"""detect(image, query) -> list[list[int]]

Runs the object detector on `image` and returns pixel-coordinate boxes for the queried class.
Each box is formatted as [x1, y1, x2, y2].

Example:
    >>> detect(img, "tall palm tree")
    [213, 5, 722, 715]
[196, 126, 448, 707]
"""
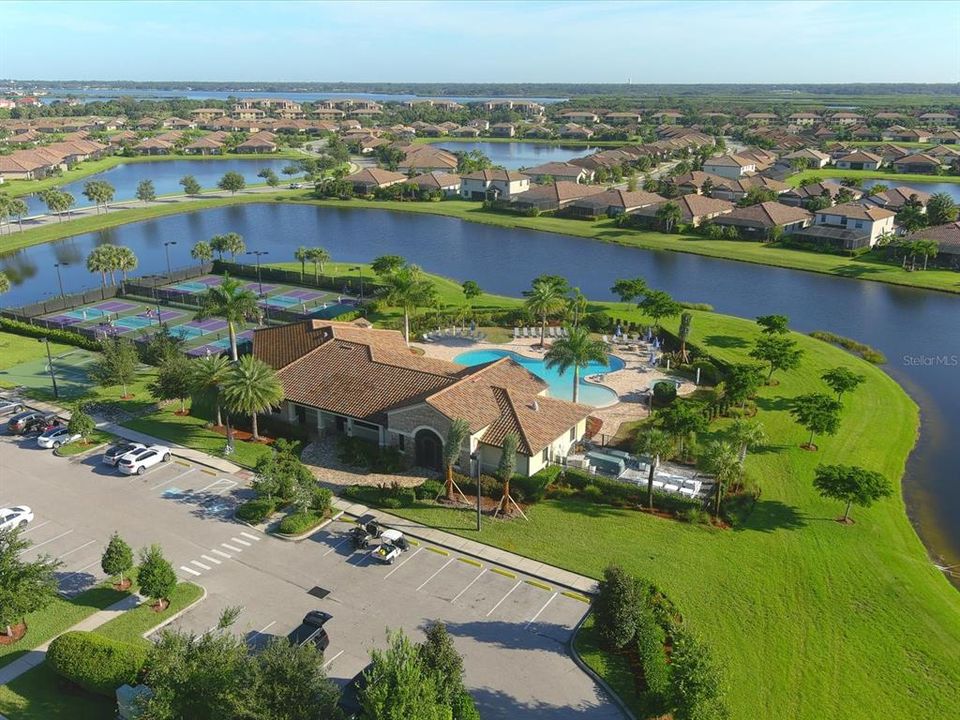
[306, 247, 331, 284]
[223, 232, 246, 260]
[378, 264, 435, 345]
[442, 418, 471, 502]
[544, 326, 608, 404]
[196, 274, 259, 361]
[523, 275, 569, 348]
[700, 440, 742, 517]
[191, 240, 213, 271]
[728, 418, 766, 465]
[114, 246, 138, 286]
[86, 246, 112, 289]
[0, 271, 10, 300]
[636, 428, 673, 510]
[294, 246, 310, 281]
[209, 234, 226, 260]
[8, 198, 28, 232]
[220, 355, 284, 442]
[568, 287, 587, 328]
[655, 202, 683, 233]
[189, 354, 232, 426]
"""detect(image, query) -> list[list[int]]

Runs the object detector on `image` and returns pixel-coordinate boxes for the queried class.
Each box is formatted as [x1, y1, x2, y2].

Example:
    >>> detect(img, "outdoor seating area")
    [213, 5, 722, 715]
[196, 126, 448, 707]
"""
[421, 326, 487, 342]
[566, 445, 710, 499]
[514, 326, 570, 339]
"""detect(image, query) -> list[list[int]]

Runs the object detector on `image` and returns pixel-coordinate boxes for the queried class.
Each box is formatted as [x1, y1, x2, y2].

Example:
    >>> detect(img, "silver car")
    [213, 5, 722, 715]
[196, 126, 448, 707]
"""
[0, 398, 26, 416]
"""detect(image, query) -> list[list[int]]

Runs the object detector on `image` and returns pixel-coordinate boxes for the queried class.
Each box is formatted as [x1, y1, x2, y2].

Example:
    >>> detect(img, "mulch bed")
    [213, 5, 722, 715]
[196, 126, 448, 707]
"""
[151, 599, 170, 613]
[0, 623, 27, 646]
[113, 578, 133, 591]
[207, 424, 274, 445]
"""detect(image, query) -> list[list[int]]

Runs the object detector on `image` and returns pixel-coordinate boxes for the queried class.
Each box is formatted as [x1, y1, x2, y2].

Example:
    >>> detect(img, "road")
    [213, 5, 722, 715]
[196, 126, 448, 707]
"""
[0, 431, 624, 719]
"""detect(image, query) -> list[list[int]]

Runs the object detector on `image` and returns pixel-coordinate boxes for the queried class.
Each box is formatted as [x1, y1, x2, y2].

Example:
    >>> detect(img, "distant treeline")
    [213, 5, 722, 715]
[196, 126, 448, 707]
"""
[10, 81, 960, 98]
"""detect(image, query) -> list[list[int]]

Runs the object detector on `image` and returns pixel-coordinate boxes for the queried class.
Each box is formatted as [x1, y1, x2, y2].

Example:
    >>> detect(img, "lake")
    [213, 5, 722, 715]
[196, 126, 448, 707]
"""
[22, 158, 299, 217]
[2, 203, 959, 577]
[860, 178, 960, 202]
[429, 141, 597, 169]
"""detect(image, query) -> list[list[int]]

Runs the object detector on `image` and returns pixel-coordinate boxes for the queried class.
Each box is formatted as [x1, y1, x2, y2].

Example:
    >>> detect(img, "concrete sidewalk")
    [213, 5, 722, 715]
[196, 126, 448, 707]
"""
[334, 498, 599, 596]
[0, 594, 141, 686]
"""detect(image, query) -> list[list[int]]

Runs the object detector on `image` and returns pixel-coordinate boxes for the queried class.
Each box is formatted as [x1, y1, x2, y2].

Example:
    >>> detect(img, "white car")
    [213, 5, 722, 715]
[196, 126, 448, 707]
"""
[0, 506, 34, 532]
[117, 445, 172, 475]
[37, 426, 81, 449]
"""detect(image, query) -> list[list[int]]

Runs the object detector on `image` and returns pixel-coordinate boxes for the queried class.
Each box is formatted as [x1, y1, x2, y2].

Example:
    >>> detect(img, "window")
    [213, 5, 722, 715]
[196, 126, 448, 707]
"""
[397, 434, 405, 451]
[569, 427, 577, 441]
[854, 221, 863, 229]
[542, 447, 549, 462]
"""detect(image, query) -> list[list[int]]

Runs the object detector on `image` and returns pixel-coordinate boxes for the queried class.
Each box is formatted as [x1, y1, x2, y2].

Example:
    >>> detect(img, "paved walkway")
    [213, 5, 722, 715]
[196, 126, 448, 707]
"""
[0, 594, 141, 686]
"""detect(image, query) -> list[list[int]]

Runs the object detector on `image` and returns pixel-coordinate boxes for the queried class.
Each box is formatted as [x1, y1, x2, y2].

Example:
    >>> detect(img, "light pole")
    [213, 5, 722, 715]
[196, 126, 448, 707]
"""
[471, 451, 481, 532]
[351, 265, 365, 303]
[247, 250, 269, 296]
[38, 337, 59, 399]
[53, 262, 68, 299]
[163, 241, 177, 278]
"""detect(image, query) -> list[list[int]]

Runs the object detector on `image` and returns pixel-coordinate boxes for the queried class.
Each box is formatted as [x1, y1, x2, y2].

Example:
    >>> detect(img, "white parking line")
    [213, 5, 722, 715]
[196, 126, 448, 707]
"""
[231, 537, 252, 547]
[212, 549, 232, 558]
[486, 580, 522, 617]
[450, 568, 487, 604]
[239, 531, 260, 541]
[323, 650, 344, 669]
[190, 560, 211, 570]
[416, 557, 456, 592]
[257, 620, 276, 635]
[58, 540, 97, 559]
[201, 554, 222, 565]
[322, 536, 351, 557]
[196, 478, 236, 495]
[525, 592, 558, 627]
[24, 529, 73, 552]
[150, 468, 195, 490]
[222, 543, 242, 553]
[180, 565, 202, 576]
[21, 520, 51, 535]
[384, 546, 422, 579]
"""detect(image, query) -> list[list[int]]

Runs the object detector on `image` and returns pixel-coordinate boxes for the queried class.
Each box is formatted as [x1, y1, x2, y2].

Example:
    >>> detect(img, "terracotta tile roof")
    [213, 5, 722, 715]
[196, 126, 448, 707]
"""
[717, 201, 812, 228]
[407, 171, 461, 189]
[910, 221, 960, 251]
[522, 161, 589, 178]
[822, 203, 897, 221]
[837, 151, 881, 163]
[345, 167, 407, 186]
[892, 153, 941, 166]
[573, 189, 666, 211]
[461, 168, 529, 182]
[866, 186, 932, 209]
[515, 181, 606, 204]
[704, 154, 755, 168]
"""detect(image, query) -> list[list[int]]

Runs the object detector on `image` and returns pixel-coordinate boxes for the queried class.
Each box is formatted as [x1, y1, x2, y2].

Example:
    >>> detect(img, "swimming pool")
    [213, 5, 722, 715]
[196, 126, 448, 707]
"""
[453, 349, 623, 407]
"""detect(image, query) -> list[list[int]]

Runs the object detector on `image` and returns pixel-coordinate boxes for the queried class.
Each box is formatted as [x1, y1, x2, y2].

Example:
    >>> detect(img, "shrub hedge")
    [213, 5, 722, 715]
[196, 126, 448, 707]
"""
[47, 631, 148, 696]
[277, 511, 327, 535]
[235, 498, 277, 524]
[0, 317, 102, 351]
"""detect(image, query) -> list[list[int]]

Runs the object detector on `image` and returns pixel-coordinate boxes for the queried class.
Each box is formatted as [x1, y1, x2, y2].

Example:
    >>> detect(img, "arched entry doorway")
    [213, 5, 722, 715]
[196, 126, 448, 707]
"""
[414, 428, 443, 471]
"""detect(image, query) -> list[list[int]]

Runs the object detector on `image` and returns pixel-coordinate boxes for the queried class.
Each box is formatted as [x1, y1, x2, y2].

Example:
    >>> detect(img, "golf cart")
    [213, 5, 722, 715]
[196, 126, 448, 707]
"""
[370, 529, 408, 564]
[350, 514, 383, 549]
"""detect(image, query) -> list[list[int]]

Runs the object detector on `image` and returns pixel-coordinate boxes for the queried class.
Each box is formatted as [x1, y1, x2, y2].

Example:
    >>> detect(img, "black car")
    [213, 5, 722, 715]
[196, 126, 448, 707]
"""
[102, 442, 146, 467]
[338, 662, 373, 719]
[8, 411, 58, 435]
[287, 610, 331, 651]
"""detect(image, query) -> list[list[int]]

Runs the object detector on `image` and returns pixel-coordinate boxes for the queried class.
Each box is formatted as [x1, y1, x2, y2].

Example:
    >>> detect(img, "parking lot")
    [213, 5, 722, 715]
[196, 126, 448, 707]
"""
[0, 419, 622, 719]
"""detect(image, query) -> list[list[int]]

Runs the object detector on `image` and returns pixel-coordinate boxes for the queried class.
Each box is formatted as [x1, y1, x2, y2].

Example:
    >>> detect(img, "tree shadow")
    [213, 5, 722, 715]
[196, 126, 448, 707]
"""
[469, 686, 624, 719]
[736, 500, 808, 533]
[702, 334, 749, 349]
[754, 395, 792, 412]
[436, 619, 573, 657]
[56, 570, 98, 597]
[828, 264, 886, 278]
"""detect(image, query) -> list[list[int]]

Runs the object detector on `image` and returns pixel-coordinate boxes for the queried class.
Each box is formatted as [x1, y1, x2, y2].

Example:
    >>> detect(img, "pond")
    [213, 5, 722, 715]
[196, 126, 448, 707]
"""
[22, 157, 299, 217]
[2, 203, 958, 576]
[428, 141, 597, 169]
[860, 178, 960, 202]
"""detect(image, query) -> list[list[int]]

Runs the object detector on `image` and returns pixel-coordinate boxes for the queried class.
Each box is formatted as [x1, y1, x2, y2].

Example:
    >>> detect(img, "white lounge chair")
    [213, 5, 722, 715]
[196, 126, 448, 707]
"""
[602, 335, 610, 344]
[513, 327, 520, 339]
[523, 327, 530, 338]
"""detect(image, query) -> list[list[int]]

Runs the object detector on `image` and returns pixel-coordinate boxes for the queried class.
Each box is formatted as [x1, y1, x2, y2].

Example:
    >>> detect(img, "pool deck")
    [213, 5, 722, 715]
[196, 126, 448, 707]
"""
[413, 335, 696, 439]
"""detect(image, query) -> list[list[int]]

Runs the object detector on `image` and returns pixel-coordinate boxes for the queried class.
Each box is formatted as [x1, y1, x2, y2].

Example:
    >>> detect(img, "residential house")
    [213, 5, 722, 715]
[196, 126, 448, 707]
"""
[451, 126, 481, 138]
[864, 186, 932, 212]
[708, 176, 790, 203]
[512, 181, 607, 212]
[788, 112, 821, 126]
[252, 319, 591, 476]
[560, 111, 600, 124]
[406, 172, 462, 198]
[918, 112, 956, 126]
[830, 112, 863, 125]
[806, 203, 897, 248]
[183, 135, 225, 155]
[236, 133, 278, 153]
[560, 123, 594, 140]
[881, 125, 933, 143]
[672, 171, 727, 195]
[314, 108, 346, 121]
[782, 148, 831, 169]
[892, 153, 942, 174]
[397, 146, 458, 174]
[163, 117, 195, 130]
[744, 112, 778, 126]
[191, 108, 227, 123]
[835, 151, 882, 170]
[565, 189, 666, 218]
[709, 201, 812, 240]
[631, 194, 734, 228]
[908, 222, 960, 269]
[459, 169, 530, 200]
[701, 154, 757, 179]
[780, 180, 861, 208]
[651, 110, 683, 124]
[134, 137, 175, 155]
[233, 108, 267, 121]
[604, 111, 643, 125]
[490, 123, 516, 138]
[357, 136, 388, 154]
[345, 168, 408, 194]
[0, 151, 53, 180]
[873, 112, 905, 122]
[521, 162, 594, 184]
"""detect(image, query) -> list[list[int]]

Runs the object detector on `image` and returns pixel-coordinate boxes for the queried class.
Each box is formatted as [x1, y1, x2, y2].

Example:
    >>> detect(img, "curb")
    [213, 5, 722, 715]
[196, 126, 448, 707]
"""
[568, 612, 637, 720]
[140, 583, 208, 639]
[271, 510, 344, 542]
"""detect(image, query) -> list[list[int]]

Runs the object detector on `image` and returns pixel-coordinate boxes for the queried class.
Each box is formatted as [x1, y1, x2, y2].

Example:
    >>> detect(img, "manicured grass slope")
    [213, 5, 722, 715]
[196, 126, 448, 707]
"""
[788, 168, 960, 186]
[389, 308, 960, 720]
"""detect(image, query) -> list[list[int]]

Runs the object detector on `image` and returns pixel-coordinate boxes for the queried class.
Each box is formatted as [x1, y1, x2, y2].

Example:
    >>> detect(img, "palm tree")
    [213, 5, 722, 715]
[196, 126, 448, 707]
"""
[220, 355, 284, 442]
[378, 264, 435, 345]
[495, 433, 525, 519]
[209, 234, 227, 260]
[114, 246, 138, 286]
[523, 275, 569, 348]
[8, 198, 27, 232]
[222, 232, 245, 260]
[917, 239, 938, 271]
[306, 247, 330, 284]
[700, 440, 742, 517]
[191, 241, 213, 271]
[678, 311, 692, 363]
[189, 354, 231, 427]
[442, 418, 471, 502]
[655, 201, 683, 233]
[196, 274, 259, 361]
[0, 271, 10, 299]
[294, 246, 310, 282]
[636, 428, 673, 510]
[568, 287, 587, 328]
[86, 246, 112, 290]
[544, 326, 608, 404]
[728, 418, 766, 464]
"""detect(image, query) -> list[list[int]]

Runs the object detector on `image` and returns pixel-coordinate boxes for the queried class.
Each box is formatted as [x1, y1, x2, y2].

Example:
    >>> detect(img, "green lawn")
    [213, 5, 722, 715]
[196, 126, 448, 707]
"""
[93, 582, 204, 645]
[414, 136, 638, 148]
[4, 194, 960, 295]
[788, 168, 960, 186]
[121, 406, 277, 469]
[0, 333, 74, 372]
[380, 307, 960, 720]
[54, 430, 113, 457]
[0, 586, 130, 670]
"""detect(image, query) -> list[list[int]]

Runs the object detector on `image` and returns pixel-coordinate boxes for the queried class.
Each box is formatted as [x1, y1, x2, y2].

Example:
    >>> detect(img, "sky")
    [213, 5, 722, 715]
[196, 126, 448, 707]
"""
[1, 0, 958, 84]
